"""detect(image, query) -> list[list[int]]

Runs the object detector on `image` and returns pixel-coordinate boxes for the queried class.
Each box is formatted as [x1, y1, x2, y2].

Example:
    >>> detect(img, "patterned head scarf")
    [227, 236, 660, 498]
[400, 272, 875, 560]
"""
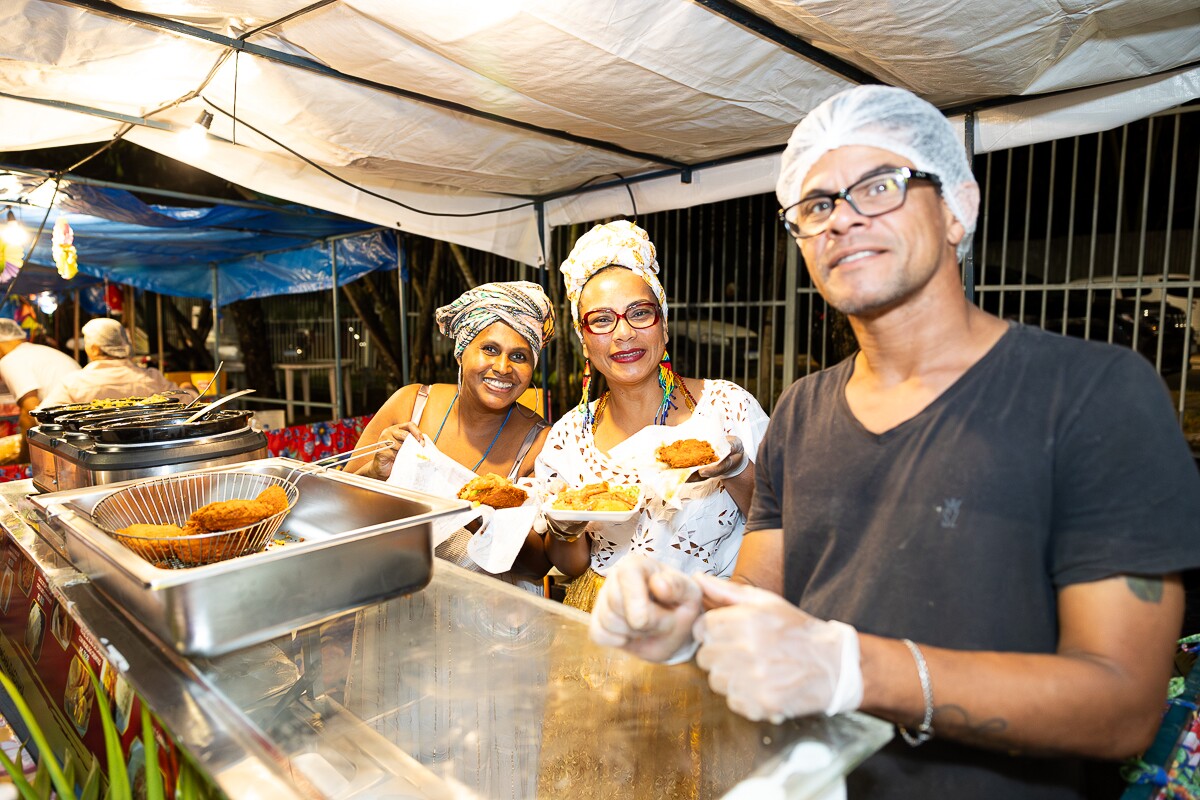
[559, 220, 668, 342]
[435, 281, 555, 366]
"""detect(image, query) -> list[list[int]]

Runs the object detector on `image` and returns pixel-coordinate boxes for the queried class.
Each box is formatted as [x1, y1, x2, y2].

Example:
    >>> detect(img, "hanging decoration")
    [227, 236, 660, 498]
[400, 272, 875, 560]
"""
[52, 217, 78, 279]
[105, 283, 124, 314]
[0, 241, 22, 283]
[12, 296, 38, 333]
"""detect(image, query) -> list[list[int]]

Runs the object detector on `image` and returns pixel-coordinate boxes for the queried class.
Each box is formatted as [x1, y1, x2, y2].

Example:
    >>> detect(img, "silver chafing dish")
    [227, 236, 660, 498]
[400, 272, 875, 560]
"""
[27, 399, 267, 492]
[25, 457, 466, 656]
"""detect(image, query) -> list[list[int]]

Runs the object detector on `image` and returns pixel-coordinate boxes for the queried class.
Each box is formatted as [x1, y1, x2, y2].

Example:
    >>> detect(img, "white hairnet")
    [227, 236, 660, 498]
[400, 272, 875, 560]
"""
[0, 319, 26, 343]
[777, 85, 979, 262]
[82, 318, 133, 358]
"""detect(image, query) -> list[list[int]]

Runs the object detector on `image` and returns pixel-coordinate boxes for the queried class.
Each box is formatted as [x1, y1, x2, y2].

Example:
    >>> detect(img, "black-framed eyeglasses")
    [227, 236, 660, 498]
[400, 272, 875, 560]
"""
[580, 301, 661, 335]
[778, 167, 942, 239]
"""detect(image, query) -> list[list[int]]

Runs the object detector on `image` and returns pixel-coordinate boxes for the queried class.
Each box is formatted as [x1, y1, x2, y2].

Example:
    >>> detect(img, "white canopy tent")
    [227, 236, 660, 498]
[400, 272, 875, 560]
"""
[1, 0, 1198, 266]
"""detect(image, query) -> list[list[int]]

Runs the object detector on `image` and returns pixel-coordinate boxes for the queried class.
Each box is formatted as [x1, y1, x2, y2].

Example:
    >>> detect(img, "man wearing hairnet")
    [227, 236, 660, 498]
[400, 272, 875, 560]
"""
[0, 317, 81, 456]
[41, 318, 196, 407]
[588, 86, 1200, 798]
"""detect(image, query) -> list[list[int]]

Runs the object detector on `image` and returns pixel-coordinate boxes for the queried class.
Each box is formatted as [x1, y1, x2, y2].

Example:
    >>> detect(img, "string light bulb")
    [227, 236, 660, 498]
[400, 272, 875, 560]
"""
[180, 110, 214, 156]
[2, 209, 27, 247]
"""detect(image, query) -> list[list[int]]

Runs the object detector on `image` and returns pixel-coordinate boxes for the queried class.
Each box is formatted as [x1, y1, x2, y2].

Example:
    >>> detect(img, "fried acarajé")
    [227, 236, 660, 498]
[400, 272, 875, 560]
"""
[188, 484, 290, 532]
[118, 522, 186, 538]
[552, 481, 639, 512]
[656, 438, 718, 469]
[458, 473, 528, 509]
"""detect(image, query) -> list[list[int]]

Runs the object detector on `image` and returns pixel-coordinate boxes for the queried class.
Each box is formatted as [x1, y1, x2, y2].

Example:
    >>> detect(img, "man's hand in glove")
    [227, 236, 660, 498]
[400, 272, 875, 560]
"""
[589, 555, 704, 664]
[693, 574, 863, 723]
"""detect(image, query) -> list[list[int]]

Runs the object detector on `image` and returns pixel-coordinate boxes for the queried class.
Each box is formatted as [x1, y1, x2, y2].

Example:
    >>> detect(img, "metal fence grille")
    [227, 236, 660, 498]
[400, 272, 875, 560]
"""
[238, 103, 1196, 436]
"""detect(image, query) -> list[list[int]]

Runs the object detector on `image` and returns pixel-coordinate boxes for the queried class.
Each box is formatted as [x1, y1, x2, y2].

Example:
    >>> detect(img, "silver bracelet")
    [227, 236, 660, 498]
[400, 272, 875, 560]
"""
[898, 638, 934, 746]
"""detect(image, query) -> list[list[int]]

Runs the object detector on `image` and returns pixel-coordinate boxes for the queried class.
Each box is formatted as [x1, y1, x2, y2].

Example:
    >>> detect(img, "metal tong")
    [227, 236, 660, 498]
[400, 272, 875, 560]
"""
[282, 439, 398, 485]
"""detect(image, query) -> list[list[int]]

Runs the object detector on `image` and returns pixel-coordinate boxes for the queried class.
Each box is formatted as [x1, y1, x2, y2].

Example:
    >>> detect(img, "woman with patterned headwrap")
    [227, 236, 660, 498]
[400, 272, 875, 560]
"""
[536, 221, 769, 612]
[348, 280, 555, 590]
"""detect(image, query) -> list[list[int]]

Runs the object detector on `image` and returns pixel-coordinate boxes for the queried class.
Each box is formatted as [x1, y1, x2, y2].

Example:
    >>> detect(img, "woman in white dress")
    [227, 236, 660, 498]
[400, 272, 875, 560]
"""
[537, 221, 769, 611]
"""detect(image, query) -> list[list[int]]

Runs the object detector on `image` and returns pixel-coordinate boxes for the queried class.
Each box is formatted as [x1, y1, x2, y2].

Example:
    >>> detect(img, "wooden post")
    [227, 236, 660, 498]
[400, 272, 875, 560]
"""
[156, 293, 164, 370]
[72, 290, 80, 362]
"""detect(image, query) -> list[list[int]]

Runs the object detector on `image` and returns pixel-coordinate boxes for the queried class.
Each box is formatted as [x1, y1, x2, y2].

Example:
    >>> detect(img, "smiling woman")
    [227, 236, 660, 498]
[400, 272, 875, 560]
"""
[536, 221, 770, 612]
[347, 280, 555, 592]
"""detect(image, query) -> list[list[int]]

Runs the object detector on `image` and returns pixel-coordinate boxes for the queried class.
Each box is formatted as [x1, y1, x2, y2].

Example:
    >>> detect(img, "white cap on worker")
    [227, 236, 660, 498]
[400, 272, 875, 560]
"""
[0, 319, 26, 343]
[82, 317, 133, 358]
[777, 85, 979, 262]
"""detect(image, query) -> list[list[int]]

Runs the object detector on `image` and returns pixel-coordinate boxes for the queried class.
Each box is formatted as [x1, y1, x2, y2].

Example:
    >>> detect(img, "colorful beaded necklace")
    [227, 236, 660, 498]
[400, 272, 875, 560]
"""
[588, 358, 697, 432]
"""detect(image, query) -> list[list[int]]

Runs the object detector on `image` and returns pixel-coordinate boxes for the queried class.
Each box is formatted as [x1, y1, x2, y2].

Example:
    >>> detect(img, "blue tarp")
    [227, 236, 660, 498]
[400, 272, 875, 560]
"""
[3, 175, 395, 306]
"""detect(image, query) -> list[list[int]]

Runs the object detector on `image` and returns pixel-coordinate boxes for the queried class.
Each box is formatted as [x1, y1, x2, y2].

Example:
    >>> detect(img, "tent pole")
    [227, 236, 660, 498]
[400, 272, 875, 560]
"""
[330, 240, 344, 420]
[72, 290, 80, 362]
[156, 293, 164, 371]
[535, 203, 551, 420]
[397, 231, 411, 384]
[125, 284, 136, 355]
[211, 264, 220, 375]
[963, 110, 976, 303]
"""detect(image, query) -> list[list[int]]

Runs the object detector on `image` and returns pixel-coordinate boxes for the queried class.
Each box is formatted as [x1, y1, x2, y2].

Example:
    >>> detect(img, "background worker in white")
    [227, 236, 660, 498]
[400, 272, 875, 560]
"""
[41, 317, 195, 407]
[0, 318, 81, 456]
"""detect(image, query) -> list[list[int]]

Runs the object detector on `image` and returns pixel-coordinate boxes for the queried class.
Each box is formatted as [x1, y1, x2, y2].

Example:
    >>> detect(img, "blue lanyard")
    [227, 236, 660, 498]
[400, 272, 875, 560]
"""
[433, 391, 515, 472]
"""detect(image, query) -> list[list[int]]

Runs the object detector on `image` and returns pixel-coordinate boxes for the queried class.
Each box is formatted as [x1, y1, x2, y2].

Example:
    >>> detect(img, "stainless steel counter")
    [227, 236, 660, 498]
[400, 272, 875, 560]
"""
[0, 479, 892, 799]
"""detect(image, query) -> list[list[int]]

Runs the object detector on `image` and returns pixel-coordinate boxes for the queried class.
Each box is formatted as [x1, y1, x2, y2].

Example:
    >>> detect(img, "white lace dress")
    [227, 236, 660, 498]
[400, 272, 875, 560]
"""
[535, 380, 770, 578]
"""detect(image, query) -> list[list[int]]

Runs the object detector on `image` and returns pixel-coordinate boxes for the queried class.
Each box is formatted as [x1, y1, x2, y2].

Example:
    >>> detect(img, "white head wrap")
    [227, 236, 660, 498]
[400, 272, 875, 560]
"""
[777, 85, 979, 262]
[0, 319, 26, 343]
[434, 281, 554, 367]
[559, 220, 668, 342]
[82, 317, 133, 358]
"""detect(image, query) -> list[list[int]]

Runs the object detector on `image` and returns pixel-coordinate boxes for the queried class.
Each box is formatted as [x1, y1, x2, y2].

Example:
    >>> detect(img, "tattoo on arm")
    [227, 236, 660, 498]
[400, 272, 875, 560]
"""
[934, 704, 1008, 743]
[1125, 576, 1164, 603]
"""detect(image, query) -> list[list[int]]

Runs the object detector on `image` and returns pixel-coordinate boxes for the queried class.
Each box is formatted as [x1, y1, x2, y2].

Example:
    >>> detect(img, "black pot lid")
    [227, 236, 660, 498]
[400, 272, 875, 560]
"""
[82, 409, 253, 444]
[33, 396, 183, 426]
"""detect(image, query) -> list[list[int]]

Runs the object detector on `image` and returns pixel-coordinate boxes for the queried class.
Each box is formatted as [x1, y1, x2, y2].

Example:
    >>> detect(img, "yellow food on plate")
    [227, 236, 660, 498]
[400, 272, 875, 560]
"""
[656, 438, 717, 469]
[458, 473, 528, 509]
[552, 482, 640, 512]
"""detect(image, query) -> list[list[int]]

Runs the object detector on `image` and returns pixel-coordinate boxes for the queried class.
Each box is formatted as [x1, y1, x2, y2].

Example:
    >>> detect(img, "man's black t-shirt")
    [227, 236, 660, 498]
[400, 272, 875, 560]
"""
[749, 323, 1200, 799]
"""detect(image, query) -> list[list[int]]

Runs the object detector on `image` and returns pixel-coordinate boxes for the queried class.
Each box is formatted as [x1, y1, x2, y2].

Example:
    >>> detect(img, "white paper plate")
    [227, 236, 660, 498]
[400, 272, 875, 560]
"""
[545, 486, 641, 523]
[545, 506, 640, 524]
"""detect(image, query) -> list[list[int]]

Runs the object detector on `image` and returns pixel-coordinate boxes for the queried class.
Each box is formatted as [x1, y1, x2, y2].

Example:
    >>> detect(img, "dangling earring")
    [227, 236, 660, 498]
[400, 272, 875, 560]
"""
[579, 358, 593, 426]
[655, 350, 677, 425]
[655, 349, 697, 425]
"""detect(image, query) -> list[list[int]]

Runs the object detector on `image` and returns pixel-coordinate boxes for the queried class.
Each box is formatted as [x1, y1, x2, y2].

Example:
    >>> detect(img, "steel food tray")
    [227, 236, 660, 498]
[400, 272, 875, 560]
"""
[26, 457, 469, 656]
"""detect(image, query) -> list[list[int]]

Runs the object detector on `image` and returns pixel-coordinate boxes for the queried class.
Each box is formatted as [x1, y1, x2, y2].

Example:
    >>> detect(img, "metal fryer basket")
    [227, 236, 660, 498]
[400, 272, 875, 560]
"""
[91, 471, 300, 568]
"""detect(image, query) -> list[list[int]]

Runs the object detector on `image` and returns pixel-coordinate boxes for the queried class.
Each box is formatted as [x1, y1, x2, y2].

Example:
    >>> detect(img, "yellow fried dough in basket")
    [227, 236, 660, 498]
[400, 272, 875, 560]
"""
[117, 523, 186, 538]
[188, 484, 290, 532]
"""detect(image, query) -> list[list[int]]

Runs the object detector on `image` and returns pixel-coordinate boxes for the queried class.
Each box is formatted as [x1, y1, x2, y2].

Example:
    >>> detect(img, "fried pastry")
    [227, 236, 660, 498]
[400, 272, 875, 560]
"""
[117, 522, 186, 538]
[189, 485, 291, 532]
[458, 473, 528, 509]
[656, 438, 718, 469]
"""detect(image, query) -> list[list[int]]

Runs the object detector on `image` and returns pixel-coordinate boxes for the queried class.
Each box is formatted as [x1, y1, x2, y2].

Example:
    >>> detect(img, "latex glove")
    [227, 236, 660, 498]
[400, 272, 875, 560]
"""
[589, 555, 704, 663]
[367, 422, 424, 480]
[690, 435, 746, 482]
[693, 574, 862, 723]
